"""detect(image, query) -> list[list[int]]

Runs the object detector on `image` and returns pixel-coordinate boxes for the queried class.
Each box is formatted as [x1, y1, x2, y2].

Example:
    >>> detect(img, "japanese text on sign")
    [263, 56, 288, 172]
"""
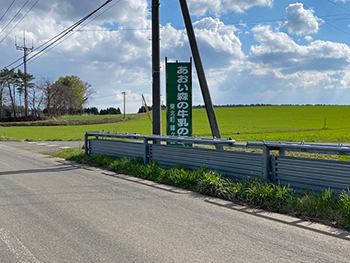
[166, 62, 192, 139]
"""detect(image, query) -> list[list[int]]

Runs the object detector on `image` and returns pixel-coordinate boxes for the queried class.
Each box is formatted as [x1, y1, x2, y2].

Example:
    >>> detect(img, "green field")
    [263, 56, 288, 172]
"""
[1, 105, 350, 142]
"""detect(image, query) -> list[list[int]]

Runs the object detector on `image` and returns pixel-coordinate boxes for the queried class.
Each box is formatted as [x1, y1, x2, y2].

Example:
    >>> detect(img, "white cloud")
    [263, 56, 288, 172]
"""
[193, 18, 245, 63]
[31, 0, 149, 27]
[188, 0, 273, 16]
[304, 35, 313, 42]
[250, 25, 350, 72]
[285, 3, 322, 36]
[2, 0, 350, 114]
[160, 17, 244, 68]
[242, 24, 350, 97]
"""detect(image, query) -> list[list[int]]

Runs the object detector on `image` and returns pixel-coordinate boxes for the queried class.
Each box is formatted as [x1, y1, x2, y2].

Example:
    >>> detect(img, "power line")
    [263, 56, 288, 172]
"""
[24, 0, 123, 66]
[79, 0, 122, 28]
[303, 3, 350, 37]
[325, 0, 350, 13]
[0, 0, 40, 44]
[163, 12, 350, 33]
[5, 0, 115, 69]
[0, 0, 30, 36]
[25, 0, 115, 64]
[0, 0, 16, 23]
[77, 28, 151, 32]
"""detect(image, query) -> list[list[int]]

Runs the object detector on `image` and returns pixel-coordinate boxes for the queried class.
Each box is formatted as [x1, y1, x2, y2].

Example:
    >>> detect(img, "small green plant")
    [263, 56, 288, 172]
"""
[339, 190, 350, 228]
[196, 170, 230, 198]
[0, 135, 18, 141]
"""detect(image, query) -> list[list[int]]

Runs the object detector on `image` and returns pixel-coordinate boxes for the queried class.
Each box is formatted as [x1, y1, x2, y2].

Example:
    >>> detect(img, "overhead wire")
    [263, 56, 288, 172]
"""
[324, 0, 350, 13]
[5, 0, 115, 69]
[303, 2, 350, 37]
[25, 0, 123, 66]
[0, 0, 30, 35]
[24, 0, 114, 64]
[0, 0, 40, 44]
[5, 0, 350, 69]
[0, 0, 16, 23]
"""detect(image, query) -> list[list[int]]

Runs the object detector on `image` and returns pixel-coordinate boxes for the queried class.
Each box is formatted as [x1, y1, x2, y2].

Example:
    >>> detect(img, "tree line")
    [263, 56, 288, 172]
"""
[0, 68, 99, 120]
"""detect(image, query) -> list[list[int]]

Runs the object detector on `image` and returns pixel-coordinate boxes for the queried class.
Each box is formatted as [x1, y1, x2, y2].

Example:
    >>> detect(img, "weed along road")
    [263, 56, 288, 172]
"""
[0, 142, 349, 262]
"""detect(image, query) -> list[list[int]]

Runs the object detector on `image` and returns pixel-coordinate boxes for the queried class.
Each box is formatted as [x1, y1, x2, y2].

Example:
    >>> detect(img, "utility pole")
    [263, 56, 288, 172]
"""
[152, 0, 161, 135]
[122, 91, 126, 119]
[15, 31, 34, 117]
[179, 0, 221, 140]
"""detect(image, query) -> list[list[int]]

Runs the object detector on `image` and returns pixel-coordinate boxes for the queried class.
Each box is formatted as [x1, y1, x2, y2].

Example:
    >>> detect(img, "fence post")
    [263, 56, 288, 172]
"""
[279, 148, 286, 156]
[144, 138, 149, 165]
[262, 144, 271, 181]
[270, 155, 277, 183]
[84, 133, 89, 155]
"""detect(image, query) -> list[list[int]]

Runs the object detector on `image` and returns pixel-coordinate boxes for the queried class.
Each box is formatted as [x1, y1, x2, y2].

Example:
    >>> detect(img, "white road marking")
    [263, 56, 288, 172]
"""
[26, 142, 72, 149]
[0, 228, 40, 263]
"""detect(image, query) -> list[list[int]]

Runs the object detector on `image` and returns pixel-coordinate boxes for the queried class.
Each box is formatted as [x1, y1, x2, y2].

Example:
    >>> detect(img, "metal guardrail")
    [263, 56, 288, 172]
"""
[85, 132, 350, 193]
[250, 141, 350, 156]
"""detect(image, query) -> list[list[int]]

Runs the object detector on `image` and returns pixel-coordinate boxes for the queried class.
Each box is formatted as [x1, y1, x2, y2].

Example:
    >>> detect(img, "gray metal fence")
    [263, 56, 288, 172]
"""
[272, 155, 350, 193]
[85, 132, 350, 193]
[89, 139, 144, 159]
[150, 144, 262, 179]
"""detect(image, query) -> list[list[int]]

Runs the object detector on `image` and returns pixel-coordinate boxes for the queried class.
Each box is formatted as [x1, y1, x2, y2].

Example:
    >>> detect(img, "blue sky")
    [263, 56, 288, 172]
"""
[1, 0, 350, 112]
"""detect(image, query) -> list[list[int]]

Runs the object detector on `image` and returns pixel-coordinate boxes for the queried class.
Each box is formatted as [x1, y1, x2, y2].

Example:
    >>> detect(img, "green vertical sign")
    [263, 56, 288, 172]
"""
[166, 60, 192, 139]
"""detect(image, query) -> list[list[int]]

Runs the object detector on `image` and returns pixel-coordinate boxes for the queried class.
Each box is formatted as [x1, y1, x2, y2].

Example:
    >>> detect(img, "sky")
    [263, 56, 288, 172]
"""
[1, 0, 350, 113]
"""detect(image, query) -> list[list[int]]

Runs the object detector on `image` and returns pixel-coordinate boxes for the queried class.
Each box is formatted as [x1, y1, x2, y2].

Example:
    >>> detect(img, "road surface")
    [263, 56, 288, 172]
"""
[0, 141, 349, 262]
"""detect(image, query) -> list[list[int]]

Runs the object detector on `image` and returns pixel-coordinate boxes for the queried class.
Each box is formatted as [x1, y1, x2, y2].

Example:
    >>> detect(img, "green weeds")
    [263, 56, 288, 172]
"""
[0, 136, 19, 141]
[55, 149, 350, 231]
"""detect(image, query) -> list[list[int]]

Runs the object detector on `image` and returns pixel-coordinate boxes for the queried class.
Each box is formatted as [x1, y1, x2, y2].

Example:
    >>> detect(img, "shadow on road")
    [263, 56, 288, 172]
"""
[0, 162, 81, 176]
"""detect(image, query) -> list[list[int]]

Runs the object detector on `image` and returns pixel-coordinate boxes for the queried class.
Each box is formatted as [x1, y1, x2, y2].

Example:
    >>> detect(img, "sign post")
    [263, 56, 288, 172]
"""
[166, 58, 192, 143]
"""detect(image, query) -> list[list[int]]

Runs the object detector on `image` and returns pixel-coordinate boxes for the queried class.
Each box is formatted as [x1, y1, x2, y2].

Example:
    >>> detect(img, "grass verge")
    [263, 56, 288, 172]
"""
[55, 148, 350, 232]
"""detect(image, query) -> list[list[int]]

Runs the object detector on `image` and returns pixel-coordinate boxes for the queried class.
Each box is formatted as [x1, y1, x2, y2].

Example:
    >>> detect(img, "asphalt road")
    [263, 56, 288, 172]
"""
[0, 141, 349, 262]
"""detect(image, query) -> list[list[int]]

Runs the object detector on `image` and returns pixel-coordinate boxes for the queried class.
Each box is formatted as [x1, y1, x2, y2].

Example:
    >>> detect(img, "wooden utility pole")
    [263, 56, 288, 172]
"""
[179, 0, 221, 139]
[152, 0, 161, 135]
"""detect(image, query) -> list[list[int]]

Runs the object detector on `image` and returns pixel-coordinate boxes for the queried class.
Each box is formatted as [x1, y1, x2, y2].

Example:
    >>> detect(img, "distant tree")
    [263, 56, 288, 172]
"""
[56, 75, 95, 114]
[0, 68, 18, 119]
[100, 107, 121, 115]
[16, 69, 35, 117]
[51, 82, 78, 115]
[31, 81, 44, 118]
[37, 78, 59, 116]
[138, 105, 152, 113]
[0, 69, 7, 118]
[84, 107, 99, 115]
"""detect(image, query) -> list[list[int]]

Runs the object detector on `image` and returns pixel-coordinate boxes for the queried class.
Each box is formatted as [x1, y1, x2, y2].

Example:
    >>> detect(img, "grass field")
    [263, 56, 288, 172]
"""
[1, 105, 350, 142]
